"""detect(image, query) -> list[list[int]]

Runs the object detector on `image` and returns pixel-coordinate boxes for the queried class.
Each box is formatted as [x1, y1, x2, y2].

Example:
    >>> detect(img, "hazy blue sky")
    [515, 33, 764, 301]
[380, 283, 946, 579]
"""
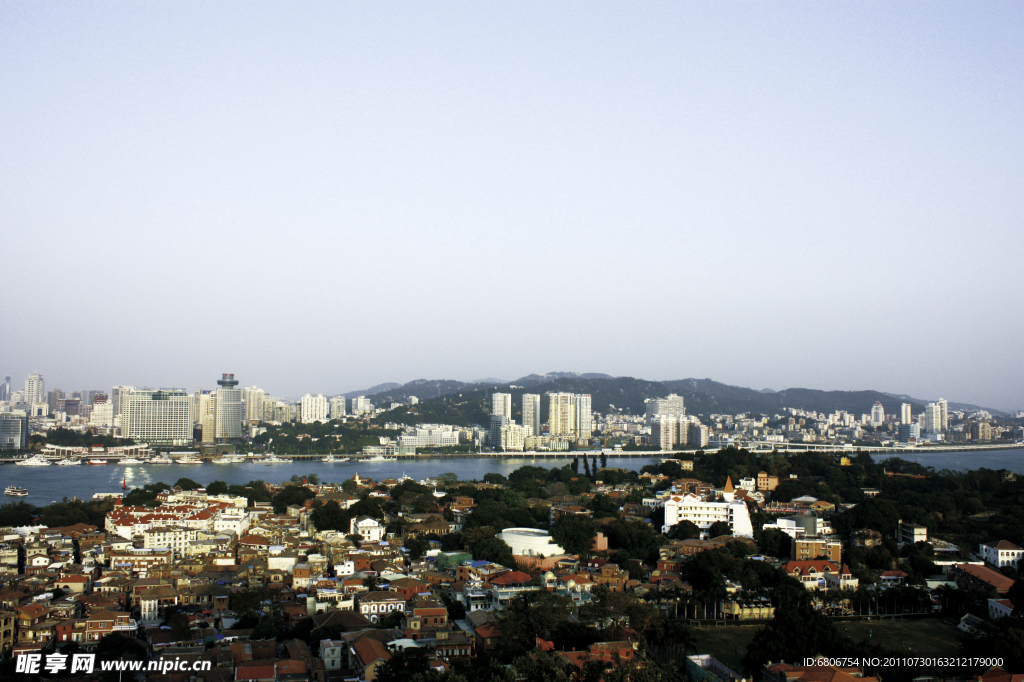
[2, 2, 1022, 409]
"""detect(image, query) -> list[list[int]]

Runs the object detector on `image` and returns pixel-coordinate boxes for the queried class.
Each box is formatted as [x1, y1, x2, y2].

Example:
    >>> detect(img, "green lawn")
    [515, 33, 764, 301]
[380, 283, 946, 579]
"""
[692, 626, 763, 672]
[692, 619, 962, 673]
[838, 619, 961, 656]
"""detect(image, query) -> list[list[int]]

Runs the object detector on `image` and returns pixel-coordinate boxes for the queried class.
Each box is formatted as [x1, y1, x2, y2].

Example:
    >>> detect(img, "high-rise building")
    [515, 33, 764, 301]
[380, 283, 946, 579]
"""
[89, 401, 114, 428]
[119, 389, 194, 445]
[492, 393, 512, 418]
[924, 403, 943, 435]
[937, 399, 949, 432]
[548, 393, 576, 437]
[300, 394, 328, 423]
[329, 396, 347, 419]
[645, 394, 685, 423]
[215, 374, 243, 441]
[243, 386, 266, 423]
[24, 372, 45, 407]
[197, 391, 216, 443]
[651, 415, 679, 450]
[350, 396, 372, 414]
[688, 423, 710, 448]
[900, 403, 913, 425]
[870, 402, 885, 426]
[522, 394, 541, 437]
[575, 394, 593, 440]
[0, 412, 29, 450]
[489, 414, 509, 446]
[111, 386, 134, 418]
[0, 376, 11, 402]
[499, 423, 525, 451]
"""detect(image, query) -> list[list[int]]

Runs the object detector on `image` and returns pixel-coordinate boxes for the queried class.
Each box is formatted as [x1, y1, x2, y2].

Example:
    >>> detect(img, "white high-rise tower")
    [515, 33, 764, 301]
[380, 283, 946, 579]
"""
[24, 373, 45, 407]
[215, 374, 243, 440]
[522, 394, 541, 436]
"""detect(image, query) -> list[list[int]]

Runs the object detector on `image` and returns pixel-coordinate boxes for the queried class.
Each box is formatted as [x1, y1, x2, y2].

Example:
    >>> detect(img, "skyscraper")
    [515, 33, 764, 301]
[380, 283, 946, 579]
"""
[937, 398, 948, 432]
[900, 403, 913, 425]
[925, 403, 943, 435]
[215, 374, 243, 440]
[0, 376, 10, 402]
[111, 386, 134, 419]
[0, 412, 29, 450]
[548, 393, 576, 437]
[25, 372, 45, 406]
[522, 394, 541, 437]
[492, 393, 512, 418]
[575, 394, 593, 440]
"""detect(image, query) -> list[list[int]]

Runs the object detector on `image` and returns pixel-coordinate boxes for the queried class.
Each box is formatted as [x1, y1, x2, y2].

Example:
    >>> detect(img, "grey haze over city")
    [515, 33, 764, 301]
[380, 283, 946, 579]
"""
[2, 3, 1022, 411]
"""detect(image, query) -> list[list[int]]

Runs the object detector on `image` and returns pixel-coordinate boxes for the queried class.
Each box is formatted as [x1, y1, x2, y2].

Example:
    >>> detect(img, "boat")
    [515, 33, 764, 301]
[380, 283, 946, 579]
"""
[149, 456, 172, 464]
[87, 459, 108, 465]
[365, 455, 397, 462]
[16, 456, 51, 466]
[322, 455, 349, 463]
[118, 457, 145, 465]
[214, 455, 245, 464]
[263, 455, 293, 464]
[176, 455, 203, 464]
[56, 458, 81, 466]
[4, 486, 28, 496]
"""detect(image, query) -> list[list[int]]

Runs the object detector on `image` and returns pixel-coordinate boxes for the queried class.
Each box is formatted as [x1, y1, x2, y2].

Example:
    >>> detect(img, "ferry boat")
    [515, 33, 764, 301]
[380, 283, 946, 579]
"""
[56, 459, 81, 466]
[366, 455, 398, 463]
[176, 455, 203, 464]
[16, 456, 52, 466]
[119, 457, 145, 465]
[263, 454, 293, 464]
[87, 459, 108, 465]
[149, 456, 172, 464]
[4, 486, 28, 497]
[322, 455, 349, 463]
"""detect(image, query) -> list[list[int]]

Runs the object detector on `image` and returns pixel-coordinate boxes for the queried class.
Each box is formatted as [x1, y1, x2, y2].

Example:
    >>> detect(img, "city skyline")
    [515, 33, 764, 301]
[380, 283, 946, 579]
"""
[3, 3, 1021, 411]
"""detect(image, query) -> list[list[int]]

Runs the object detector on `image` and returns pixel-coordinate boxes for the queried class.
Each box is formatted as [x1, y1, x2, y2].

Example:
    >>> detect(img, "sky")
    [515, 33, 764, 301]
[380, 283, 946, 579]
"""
[2, 2, 1022, 410]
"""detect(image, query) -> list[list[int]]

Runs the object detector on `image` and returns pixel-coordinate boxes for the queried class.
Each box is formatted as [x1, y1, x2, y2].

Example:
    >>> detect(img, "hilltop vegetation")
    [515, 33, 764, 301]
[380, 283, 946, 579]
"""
[368, 375, 937, 427]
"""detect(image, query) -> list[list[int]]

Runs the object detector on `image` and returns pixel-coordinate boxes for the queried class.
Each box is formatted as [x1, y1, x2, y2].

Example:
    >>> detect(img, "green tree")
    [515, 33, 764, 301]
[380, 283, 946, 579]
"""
[174, 477, 202, 490]
[206, 480, 228, 495]
[667, 520, 701, 541]
[708, 520, 732, 537]
[471, 536, 516, 567]
[271, 485, 316, 513]
[551, 514, 597, 555]
[342, 479, 359, 495]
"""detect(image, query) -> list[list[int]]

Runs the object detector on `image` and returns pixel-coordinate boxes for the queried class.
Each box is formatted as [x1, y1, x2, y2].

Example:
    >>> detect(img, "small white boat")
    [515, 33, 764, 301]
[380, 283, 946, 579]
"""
[16, 456, 51, 466]
[87, 459, 108, 465]
[322, 455, 349, 463]
[263, 455, 293, 464]
[214, 455, 245, 464]
[176, 455, 202, 464]
[118, 457, 145, 465]
[55, 459, 81, 466]
[365, 455, 397, 462]
[149, 456, 172, 464]
[4, 486, 28, 496]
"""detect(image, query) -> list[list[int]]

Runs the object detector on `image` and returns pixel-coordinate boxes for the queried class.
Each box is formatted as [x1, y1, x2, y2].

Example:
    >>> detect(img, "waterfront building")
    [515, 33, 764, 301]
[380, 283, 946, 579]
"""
[0, 412, 29, 450]
[119, 389, 194, 445]
[111, 386, 134, 418]
[522, 394, 541, 437]
[938, 398, 949, 432]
